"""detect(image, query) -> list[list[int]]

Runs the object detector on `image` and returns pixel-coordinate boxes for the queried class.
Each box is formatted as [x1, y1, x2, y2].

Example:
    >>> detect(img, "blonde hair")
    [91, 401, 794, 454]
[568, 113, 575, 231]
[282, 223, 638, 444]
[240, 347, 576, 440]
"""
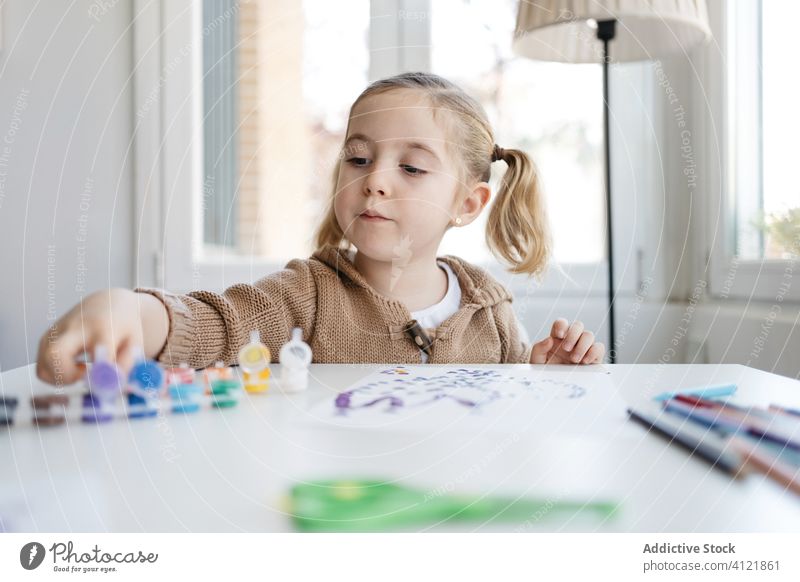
[314, 72, 552, 277]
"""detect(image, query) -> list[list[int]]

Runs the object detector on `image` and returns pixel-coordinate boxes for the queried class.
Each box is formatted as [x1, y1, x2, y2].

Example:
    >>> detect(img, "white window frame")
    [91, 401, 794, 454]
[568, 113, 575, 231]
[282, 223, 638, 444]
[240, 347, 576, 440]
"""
[701, 0, 800, 303]
[133, 0, 646, 300]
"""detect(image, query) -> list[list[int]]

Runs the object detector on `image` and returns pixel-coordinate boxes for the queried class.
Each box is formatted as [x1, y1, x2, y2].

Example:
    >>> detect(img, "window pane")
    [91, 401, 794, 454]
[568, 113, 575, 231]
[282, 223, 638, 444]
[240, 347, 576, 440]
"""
[730, 0, 800, 260]
[202, 0, 370, 260]
[761, 0, 800, 259]
[431, 0, 604, 264]
[202, 0, 239, 249]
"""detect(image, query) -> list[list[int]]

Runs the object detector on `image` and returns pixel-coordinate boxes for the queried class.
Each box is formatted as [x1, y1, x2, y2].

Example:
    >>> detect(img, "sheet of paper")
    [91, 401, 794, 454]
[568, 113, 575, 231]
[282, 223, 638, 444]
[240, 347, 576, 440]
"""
[304, 366, 628, 437]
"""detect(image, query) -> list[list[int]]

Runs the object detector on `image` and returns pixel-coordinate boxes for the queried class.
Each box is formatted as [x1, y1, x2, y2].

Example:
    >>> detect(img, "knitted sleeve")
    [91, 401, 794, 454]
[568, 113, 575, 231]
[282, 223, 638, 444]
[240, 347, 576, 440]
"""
[134, 258, 317, 368]
[492, 299, 533, 364]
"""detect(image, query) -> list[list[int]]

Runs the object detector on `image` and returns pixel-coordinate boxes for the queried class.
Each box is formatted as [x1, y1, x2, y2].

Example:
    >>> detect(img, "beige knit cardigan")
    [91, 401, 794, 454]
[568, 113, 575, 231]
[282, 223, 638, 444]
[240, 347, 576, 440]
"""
[135, 245, 532, 367]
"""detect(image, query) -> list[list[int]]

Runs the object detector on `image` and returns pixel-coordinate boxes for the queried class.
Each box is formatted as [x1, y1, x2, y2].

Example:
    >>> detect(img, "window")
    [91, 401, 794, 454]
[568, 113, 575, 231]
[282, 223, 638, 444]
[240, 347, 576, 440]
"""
[431, 0, 604, 264]
[727, 0, 800, 261]
[704, 0, 800, 303]
[201, 0, 370, 261]
[200, 0, 603, 267]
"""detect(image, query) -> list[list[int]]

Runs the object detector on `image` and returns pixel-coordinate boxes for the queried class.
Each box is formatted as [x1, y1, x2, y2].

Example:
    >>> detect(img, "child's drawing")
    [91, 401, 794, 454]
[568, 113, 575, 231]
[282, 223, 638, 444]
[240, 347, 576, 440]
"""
[334, 367, 587, 416]
[308, 366, 624, 437]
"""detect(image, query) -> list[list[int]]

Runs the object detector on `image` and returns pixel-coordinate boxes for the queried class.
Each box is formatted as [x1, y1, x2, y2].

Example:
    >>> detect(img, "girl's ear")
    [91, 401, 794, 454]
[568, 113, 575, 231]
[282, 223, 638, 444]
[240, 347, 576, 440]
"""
[456, 182, 491, 226]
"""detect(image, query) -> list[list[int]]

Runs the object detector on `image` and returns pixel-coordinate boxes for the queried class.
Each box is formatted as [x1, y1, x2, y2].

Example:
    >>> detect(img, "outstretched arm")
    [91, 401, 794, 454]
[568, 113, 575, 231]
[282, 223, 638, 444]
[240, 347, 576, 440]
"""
[135, 258, 318, 369]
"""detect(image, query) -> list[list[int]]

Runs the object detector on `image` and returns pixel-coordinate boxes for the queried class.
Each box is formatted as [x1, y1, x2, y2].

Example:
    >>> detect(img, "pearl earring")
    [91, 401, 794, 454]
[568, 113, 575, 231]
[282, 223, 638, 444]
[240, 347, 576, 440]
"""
[454, 216, 462, 226]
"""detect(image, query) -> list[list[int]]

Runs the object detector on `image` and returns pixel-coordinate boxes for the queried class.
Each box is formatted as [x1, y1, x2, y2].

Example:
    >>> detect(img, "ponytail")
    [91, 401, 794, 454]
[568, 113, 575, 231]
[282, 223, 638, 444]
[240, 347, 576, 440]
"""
[485, 147, 552, 278]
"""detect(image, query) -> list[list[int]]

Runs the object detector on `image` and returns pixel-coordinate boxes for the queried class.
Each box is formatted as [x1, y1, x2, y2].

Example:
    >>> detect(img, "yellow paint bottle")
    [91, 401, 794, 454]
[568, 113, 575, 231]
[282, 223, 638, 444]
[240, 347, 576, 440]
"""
[238, 330, 271, 393]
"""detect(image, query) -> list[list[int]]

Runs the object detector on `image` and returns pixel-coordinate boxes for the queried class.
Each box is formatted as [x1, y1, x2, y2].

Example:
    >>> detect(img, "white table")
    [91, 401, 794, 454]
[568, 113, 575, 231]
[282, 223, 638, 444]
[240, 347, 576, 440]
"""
[1, 363, 799, 532]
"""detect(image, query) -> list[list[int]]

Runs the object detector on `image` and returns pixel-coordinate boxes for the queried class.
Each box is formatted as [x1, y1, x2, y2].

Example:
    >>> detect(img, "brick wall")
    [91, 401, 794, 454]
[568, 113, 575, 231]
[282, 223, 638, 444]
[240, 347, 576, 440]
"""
[236, 0, 312, 259]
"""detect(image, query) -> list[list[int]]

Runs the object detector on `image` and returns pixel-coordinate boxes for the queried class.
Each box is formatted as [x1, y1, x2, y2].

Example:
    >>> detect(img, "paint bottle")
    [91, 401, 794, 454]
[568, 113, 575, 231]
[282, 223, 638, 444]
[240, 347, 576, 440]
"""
[166, 364, 203, 414]
[0, 396, 19, 426]
[126, 347, 164, 418]
[238, 330, 271, 394]
[202, 360, 232, 394]
[31, 394, 69, 426]
[82, 346, 121, 423]
[279, 328, 312, 393]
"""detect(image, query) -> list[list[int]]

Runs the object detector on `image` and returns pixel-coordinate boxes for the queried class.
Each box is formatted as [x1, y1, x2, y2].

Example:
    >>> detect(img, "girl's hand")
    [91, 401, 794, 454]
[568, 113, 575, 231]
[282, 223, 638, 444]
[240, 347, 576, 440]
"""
[36, 289, 168, 386]
[530, 318, 605, 365]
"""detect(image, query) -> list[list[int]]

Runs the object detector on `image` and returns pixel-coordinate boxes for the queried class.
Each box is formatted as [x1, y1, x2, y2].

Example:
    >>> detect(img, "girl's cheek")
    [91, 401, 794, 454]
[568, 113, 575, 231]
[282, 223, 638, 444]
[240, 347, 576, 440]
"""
[334, 177, 355, 204]
[332, 197, 348, 226]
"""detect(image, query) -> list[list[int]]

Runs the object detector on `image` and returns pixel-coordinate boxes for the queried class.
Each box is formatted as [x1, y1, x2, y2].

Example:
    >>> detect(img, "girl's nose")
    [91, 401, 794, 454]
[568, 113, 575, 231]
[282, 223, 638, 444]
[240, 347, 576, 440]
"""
[363, 171, 389, 197]
[364, 185, 385, 196]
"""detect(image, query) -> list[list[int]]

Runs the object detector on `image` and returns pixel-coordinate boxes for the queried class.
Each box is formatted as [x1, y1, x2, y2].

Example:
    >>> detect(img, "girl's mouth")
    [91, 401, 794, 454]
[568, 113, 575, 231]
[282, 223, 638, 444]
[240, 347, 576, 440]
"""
[359, 211, 391, 222]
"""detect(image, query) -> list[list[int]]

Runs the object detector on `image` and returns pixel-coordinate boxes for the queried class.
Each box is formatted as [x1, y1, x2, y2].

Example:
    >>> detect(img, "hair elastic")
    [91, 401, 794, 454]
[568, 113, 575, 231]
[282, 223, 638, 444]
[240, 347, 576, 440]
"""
[491, 144, 506, 162]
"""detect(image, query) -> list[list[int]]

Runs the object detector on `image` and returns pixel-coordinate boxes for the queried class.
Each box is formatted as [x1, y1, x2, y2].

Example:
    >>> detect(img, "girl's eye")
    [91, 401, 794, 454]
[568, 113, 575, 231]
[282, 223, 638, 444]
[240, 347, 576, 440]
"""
[346, 157, 370, 167]
[401, 164, 426, 176]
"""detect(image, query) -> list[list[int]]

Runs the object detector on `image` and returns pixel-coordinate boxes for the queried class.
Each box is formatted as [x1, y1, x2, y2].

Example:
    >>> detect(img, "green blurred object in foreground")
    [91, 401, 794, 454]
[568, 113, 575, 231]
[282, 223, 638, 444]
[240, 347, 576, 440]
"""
[289, 479, 619, 532]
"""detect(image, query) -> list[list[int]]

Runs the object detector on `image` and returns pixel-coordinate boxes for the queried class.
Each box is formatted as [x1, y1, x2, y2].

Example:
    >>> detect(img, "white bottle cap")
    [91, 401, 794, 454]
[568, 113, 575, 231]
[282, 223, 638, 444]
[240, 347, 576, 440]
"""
[131, 345, 146, 363]
[94, 345, 109, 363]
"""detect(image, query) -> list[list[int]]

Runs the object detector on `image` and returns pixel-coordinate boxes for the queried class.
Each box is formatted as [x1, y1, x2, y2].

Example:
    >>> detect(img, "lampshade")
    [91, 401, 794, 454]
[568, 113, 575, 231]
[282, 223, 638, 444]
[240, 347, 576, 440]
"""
[513, 0, 712, 63]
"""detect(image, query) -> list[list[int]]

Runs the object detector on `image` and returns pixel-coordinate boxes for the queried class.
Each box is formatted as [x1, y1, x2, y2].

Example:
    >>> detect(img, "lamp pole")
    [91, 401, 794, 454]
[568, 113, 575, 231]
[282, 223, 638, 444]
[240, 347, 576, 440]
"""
[597, 19, 617, 363]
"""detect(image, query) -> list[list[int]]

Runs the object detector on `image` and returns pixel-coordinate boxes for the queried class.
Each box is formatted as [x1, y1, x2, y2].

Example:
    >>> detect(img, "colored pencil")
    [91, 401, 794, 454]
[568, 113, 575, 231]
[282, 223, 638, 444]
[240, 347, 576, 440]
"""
[665, 397, 800, 451]
[627, 404, 744, 474]
[653, 383, 737, 402]
[769, 404, 800, 418]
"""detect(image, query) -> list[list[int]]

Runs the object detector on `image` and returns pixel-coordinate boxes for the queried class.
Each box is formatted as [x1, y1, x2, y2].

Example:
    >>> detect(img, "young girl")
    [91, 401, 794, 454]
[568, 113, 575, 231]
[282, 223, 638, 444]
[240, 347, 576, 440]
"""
[36, 72, 604, 385]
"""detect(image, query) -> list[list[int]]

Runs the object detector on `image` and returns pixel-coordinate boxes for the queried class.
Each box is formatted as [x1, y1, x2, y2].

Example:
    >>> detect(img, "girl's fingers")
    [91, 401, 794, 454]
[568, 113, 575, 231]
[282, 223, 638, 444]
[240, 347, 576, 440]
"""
[88, 326, 117, 362]
[581, 342, 606, 364]
[530, 336, 554, 364]
[115, 335, 145, 378]
[36, 325, 88, 386]
[115, 340, 135, 378]
[562, 320, 585, 352]
[550, 318, 569, 340]
[569, 331, 595, 363]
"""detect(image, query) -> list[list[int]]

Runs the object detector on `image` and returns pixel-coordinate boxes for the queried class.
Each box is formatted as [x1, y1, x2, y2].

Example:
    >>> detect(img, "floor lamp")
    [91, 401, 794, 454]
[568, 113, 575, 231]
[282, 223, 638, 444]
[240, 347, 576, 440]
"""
[512, 1, 711, 363]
